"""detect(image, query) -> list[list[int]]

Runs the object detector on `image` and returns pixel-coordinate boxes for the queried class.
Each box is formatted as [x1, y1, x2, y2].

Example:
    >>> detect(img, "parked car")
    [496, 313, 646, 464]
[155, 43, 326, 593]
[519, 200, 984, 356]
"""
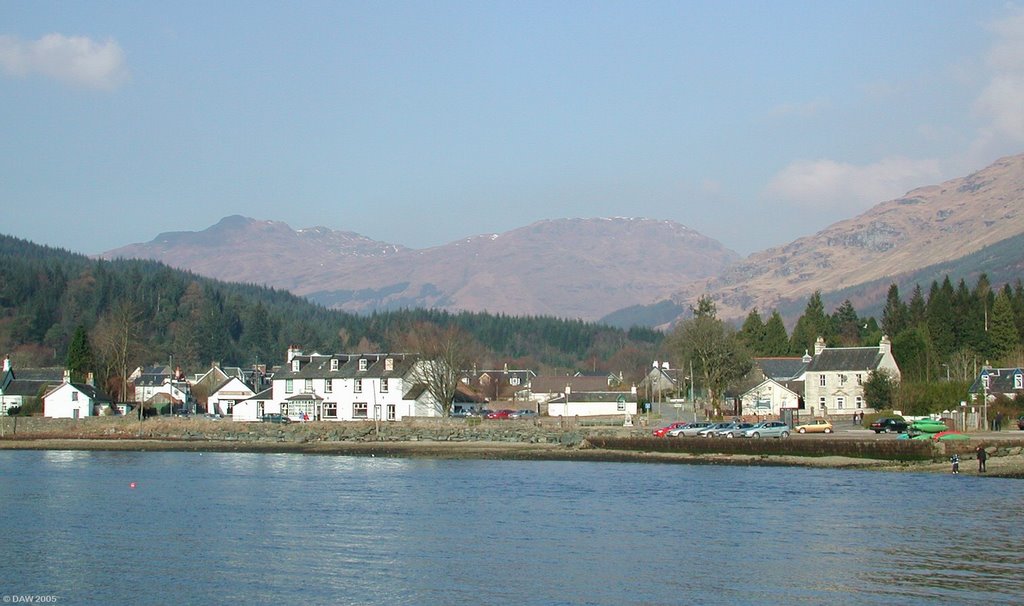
[870, 417, 908, 434]
[1017, 415, 1024, 430]
[795, 418, 834, 434]
[653, 422, 689, 437]
[716, 422, 756, 438]
[669, 422, 713, 437]
[697, 422, 735, 437]
[743, 421, 792, 439]
[486, 409, 515, 419]
[509, 409, 538, 419]
[261, 414, 290, 424]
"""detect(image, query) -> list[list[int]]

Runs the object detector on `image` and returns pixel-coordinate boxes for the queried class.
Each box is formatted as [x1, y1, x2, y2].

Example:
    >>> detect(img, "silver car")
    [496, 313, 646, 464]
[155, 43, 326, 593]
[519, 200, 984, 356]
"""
[715, 422, 756, 438]
[668, 421, 713, 437]
[742, 421, 792, 439]
[697, 422, 736, 437]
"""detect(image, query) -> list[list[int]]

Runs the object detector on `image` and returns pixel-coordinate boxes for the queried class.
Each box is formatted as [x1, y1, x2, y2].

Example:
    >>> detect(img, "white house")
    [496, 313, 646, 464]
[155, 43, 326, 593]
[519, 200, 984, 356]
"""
[43, 376, 111, 419]
[208, 377, 256, 417]
[546, 389, 638, 417]
[265, 348, 443, 422]
[803, 336, 901, 417]
[232, 388, 274, 422]
[739, 378, 802, 417]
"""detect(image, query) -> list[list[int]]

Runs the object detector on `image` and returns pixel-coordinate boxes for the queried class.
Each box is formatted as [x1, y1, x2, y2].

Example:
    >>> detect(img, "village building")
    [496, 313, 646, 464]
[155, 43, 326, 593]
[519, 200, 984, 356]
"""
[803, 336, 900, 417]
[263, 347, 444, 422]
[42, 371, 112, 418]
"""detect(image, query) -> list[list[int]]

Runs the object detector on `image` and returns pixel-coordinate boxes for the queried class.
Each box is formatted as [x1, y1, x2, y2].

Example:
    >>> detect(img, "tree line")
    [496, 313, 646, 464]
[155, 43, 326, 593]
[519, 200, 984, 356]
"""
[0, 235, 663, 401]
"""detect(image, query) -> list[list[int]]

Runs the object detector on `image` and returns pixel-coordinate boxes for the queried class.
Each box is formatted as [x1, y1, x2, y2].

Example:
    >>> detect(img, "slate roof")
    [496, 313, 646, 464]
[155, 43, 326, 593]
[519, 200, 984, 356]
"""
[806, 347, 883, 372]
[276, 353, 420, 380]
[755, 358, 808, 381]
[968, 368, 1024, 395]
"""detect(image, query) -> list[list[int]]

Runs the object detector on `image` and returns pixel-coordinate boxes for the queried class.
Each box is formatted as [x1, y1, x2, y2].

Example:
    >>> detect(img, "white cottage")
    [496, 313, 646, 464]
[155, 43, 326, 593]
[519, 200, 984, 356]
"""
[208, 377, 256, 417]
[43, 378, 111, 419]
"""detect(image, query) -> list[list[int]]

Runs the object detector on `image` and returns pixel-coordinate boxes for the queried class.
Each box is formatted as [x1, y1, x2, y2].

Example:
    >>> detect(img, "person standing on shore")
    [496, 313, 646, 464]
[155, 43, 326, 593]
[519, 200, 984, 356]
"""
[950, 453, 960, 474]
[977, 445, 988, 473]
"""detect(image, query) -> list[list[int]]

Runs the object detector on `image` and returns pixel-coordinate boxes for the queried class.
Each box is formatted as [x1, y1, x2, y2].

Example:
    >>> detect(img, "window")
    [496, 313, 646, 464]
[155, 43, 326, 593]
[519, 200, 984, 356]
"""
[71, 391, 79, 402]
[380, 378, 389, 393]
[330, 359, 339, 372]
[818, 396, 826, 409]
[819, 374, 826, 387]
[353, 402, 368, 419]
[836, 396, 845, 410]
[285, 379, 293, 394]
[323, 402, 337, 419]
[856, 374, 863, 385]
[304, 379, 313, 393]
[387, 404, 396, 421]
[983, 374, 990, 389]
[385, 358, 394, 372]
[510, 377, 520, 386]
[292, 359, 300, 372]
[325, 379, 333, 393]
[354, 378, 362, 393]
[839, 374, 847, 385]
[226, 402, 234, 415]
[855, 396, 863, 409]
[358, 359, 368, 372]
[1015, 373, 1023, 390]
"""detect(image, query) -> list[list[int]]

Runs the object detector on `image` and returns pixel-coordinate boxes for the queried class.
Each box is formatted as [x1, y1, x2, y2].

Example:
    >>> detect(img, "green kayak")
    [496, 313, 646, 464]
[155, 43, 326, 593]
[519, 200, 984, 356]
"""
[910, 419, 948, 433]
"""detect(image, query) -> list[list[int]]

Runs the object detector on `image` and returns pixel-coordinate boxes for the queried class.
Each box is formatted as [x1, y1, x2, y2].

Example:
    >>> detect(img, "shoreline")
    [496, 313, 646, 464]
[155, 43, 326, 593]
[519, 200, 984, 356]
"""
[4, 436, 1024, 477]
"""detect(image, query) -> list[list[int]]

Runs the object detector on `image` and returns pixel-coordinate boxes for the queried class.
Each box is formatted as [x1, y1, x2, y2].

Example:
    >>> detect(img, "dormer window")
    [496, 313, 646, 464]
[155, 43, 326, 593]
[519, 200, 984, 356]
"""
[292, 359, 300, 372]
[983, 374, 990, 390]
[330, 359, 339, 372]
[1015, 373, 1022, 390]
[358, 359, 368, 372]
[385, 358, 394, 372]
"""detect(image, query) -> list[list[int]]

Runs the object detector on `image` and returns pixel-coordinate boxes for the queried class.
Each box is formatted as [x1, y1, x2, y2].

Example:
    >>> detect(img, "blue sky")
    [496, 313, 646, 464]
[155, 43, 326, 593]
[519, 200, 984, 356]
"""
[2, 1, 1023, 256]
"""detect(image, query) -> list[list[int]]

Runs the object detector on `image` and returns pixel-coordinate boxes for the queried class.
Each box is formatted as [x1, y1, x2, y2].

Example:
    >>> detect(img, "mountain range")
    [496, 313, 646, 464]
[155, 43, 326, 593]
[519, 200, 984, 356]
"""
[101, 153, 1024, 327]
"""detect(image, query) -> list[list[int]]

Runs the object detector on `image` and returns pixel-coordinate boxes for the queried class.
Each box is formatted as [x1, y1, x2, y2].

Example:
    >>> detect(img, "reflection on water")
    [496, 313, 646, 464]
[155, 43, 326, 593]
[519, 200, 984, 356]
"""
[1, 451, 1022, 605]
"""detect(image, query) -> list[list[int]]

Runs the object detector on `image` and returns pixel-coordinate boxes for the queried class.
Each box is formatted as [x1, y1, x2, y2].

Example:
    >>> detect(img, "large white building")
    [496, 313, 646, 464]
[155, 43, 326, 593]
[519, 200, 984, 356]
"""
[253, 348, 444, 422]
[803, 336, 901, 417]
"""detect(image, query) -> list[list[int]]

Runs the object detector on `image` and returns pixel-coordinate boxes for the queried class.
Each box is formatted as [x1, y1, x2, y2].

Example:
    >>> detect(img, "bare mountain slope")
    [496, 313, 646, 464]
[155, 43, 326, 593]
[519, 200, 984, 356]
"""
[103, 217, 740, 320]
[672, 153, 1024, 321]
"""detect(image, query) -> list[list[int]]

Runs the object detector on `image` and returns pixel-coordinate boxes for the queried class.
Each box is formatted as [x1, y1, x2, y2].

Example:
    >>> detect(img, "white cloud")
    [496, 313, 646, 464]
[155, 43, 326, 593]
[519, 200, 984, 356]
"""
[0, 33, 127, 90]
[765, 157, 943, 211]
[968, 9, 1024, 159]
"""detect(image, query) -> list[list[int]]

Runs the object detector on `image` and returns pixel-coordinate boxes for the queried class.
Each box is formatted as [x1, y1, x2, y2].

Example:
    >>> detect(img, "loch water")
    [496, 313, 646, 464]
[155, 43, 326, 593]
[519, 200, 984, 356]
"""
[1, 450, 1022, 605]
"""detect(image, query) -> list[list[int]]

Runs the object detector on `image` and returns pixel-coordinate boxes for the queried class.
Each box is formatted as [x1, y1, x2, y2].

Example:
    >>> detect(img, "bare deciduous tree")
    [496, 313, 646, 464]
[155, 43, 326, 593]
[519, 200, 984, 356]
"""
[399, 323, 477, 417]
[93, 301, 143, 408]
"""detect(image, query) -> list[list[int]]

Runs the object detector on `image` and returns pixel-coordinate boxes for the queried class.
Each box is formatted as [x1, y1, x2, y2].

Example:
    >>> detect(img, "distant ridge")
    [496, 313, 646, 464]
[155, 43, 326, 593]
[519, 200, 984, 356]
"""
[103, 216, 740, 321]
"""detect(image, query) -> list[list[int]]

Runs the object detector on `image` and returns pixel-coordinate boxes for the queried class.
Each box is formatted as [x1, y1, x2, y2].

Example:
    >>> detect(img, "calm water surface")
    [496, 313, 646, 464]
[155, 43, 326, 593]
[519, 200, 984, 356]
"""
[1, 450, 1021, 605]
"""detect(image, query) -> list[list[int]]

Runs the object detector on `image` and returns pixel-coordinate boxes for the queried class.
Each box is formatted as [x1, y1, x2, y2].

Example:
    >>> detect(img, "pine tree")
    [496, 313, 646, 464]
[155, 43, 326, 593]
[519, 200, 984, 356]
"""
[762, 311, 790, 356]
[739, 309, 766, 354]
[908, 285, 927, 326]
[987, 292, 1020, 363]
[790, 291, 830, 354]
[65, 324, 95, 383]
[831, 299, 861, 346]
[927, 279, 955, 360]
[881, 284, 907, 337]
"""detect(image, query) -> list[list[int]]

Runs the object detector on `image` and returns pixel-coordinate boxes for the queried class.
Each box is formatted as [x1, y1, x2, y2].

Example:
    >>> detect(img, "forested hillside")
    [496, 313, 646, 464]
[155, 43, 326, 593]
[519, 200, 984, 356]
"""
[0, 235, 664, 398]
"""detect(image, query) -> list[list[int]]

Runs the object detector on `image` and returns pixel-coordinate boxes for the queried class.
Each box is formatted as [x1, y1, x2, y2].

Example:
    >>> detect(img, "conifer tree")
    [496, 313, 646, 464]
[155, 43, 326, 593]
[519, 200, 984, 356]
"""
[881, 284, 907, 337]
[987, 292, 1020, 363]
[762, 311, 790, 356]
[65, 324, 95, 383]
[789, 291, 830, 354]
[739, 309, 766, 354]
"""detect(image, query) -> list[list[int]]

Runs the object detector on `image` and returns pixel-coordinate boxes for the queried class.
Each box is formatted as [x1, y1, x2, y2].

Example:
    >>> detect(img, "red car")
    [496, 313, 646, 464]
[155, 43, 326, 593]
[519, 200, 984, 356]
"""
[485, 409, 514, 419]
[653, 422, 689, 437]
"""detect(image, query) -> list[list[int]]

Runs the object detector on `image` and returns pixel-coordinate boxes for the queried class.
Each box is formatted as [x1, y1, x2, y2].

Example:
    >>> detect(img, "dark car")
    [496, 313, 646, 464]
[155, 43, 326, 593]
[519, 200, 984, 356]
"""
[262, 414, 291, 424]
[870, 417, 908, 433]
[1018, 415, 1024, 430]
